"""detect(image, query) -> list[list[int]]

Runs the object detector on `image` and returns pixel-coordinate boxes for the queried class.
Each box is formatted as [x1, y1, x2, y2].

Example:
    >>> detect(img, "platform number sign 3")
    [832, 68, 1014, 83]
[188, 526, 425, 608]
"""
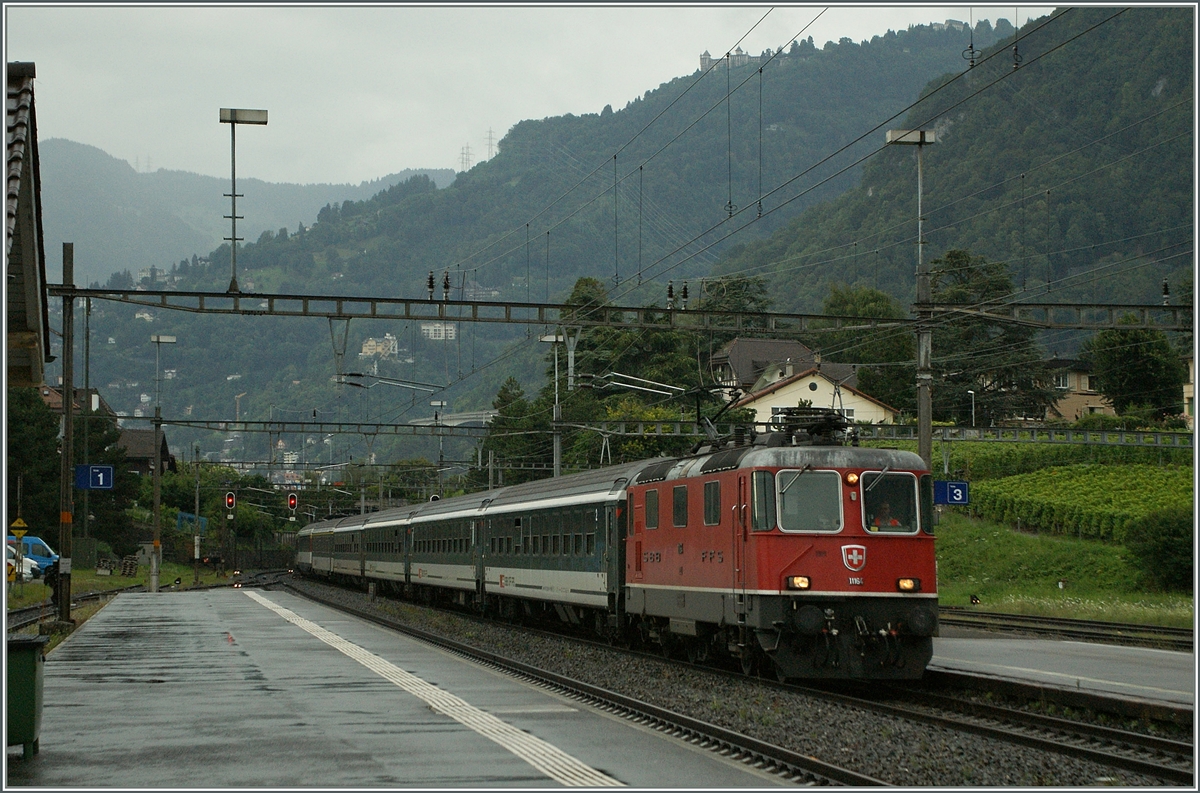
[933, 481, 970, 505]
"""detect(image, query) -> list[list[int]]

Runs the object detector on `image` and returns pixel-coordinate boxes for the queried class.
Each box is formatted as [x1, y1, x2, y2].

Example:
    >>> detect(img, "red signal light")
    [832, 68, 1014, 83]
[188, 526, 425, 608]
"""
[225, 492, 236, 511]
[287, 492, 297, 511]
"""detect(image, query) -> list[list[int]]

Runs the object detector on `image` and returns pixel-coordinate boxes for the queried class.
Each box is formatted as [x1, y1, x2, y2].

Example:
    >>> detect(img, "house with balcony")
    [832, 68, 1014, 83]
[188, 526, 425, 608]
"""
[709, 338, 818, 398]
[1044, 358, 1115, 421]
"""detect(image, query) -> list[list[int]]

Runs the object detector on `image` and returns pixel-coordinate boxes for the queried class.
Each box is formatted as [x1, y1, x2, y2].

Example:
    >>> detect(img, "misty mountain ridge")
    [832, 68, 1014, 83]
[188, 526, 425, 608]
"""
[38, 137, 455, 287]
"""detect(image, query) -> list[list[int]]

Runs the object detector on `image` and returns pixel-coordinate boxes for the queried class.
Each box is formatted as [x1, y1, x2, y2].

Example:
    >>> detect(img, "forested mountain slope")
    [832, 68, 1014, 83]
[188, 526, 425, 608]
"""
[711, 8, 1193, 315]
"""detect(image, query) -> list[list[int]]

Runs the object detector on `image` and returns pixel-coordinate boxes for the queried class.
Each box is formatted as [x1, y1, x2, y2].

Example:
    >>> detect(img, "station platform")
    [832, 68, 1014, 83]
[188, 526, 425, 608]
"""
[5, 589, 788, 788]
[929, 633, 1194, 708]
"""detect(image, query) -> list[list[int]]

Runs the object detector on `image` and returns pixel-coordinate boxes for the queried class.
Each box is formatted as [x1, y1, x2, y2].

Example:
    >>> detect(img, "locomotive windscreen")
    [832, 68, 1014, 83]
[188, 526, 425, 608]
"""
[861, 472, 919, 533]
[777, 470, 843, 532]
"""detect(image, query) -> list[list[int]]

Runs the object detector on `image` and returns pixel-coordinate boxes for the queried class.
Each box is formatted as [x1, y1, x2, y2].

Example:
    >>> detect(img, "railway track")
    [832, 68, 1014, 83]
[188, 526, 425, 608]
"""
[280, 576, 1191, 785]
[938, 607, 1194, 651]
[5, 586, 144, 632]
[799, 681, 1193, 785]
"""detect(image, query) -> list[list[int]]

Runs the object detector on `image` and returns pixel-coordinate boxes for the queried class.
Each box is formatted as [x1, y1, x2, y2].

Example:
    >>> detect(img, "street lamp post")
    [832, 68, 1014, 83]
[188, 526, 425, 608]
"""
[886, 129, 937, 470]
[219, 108, 268, 293]
[150, 334, 176, 593]
[967, 389, 976, 428]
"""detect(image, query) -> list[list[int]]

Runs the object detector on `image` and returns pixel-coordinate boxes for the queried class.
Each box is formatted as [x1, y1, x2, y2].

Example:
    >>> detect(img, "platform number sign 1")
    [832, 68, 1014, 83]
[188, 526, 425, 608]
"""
[74, 464, 115, 490]
[933, 480, 970, 505]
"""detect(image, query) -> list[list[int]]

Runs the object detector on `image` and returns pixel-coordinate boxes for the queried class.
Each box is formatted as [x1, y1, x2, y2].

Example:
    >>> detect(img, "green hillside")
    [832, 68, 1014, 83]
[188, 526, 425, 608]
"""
[711, 7, 1193, 314]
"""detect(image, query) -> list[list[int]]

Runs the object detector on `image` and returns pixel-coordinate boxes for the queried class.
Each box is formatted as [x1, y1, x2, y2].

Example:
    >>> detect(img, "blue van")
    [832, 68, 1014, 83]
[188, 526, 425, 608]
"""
[7, 535, 58, 576]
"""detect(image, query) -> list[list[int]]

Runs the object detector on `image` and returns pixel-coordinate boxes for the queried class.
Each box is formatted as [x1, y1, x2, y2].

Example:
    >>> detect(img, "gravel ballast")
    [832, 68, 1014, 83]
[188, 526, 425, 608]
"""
[282, 578, 1167, 786]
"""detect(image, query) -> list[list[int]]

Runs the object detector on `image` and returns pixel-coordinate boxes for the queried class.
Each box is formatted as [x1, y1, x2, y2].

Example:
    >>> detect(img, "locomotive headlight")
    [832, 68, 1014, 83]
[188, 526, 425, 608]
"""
[845, 472, 859, 485]
[786, 575, 811, 590]
[897, 577, 921, 592]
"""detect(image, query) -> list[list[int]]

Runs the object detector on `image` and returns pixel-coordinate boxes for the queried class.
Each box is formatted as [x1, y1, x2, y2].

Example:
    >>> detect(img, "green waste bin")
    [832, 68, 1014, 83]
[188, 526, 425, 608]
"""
[7, 635, 48, 759]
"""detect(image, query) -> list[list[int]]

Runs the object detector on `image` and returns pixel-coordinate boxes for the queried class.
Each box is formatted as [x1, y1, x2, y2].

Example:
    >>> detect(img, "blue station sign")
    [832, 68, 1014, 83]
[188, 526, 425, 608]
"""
[74, 464, 115, 490]
[933, 480, 969, 505]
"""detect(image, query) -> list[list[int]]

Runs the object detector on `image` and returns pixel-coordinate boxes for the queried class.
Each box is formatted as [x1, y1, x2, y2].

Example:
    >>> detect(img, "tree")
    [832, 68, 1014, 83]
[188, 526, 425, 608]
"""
[474, 377, 549, 487]
[1080, 321, 1187, 419]
[6, 387, 60, 531]
[73, 409, 139, 556]
[929, 250, 1055, 425]
[810, 284, 915, 412]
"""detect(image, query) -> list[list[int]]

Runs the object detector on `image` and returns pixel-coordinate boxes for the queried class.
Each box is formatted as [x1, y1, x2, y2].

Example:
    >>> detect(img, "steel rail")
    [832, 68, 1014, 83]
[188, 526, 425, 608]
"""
[938, 607, 1193, 651]
[878, 685, 1193, 759]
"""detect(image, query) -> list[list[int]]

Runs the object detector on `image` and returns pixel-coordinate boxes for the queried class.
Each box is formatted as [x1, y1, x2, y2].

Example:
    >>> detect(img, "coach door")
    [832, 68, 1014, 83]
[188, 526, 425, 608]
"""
[733, 473, 749, 621]
[472, 519, 485, 602]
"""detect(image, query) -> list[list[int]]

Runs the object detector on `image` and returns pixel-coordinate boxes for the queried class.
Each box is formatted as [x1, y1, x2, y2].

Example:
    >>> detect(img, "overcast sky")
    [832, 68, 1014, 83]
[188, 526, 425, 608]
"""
[6, 4, 1053, 186]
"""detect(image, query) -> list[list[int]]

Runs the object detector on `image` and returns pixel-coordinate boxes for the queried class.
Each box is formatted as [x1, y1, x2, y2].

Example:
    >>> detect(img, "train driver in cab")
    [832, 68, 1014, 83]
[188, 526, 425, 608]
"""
[871, 501, 901, 530]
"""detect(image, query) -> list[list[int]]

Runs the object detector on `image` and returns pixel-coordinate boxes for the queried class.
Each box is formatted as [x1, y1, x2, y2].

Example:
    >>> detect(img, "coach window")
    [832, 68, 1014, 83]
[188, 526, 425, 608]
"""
[703, 481, 721, 526]
[672, 485, 688, 528]
[574, 533, 584, 555]
[645, 489, 659, 529]
[777, 469, 843, 532]
[751, 470, 777, 532]
[586, 533, 596, 555]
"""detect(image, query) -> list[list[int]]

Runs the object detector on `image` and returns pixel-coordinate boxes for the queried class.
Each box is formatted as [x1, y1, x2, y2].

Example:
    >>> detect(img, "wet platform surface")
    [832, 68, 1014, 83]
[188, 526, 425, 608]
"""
[930, 634, 1195, 708]
[6, 589, 788, 788]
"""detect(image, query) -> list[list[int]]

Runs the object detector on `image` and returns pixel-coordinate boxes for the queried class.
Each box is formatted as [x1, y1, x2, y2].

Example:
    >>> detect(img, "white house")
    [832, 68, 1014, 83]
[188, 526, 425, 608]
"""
[732, 367, 898, 425]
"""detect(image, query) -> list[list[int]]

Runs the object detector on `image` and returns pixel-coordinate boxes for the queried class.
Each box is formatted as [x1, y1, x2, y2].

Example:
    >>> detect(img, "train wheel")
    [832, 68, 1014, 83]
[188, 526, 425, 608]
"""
[660, 633, 676, 660]
[685, 639, 700, 664]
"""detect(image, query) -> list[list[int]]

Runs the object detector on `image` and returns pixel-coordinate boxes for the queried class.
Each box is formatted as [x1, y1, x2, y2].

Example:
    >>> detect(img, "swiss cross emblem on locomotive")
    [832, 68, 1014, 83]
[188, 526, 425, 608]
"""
[841, 544, 867, 572]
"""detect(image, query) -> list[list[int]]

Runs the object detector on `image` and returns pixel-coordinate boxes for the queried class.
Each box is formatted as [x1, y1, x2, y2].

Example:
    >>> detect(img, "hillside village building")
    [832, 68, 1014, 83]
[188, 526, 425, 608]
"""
[420, 322, 457, 341]
[359, 333, 399, 359]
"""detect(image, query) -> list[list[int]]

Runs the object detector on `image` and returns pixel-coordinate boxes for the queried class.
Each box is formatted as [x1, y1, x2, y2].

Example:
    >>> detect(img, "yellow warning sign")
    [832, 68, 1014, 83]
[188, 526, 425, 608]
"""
[10, 517, 28, 529]
[10, 529, 26, 541]
[6, 565, 15, 583]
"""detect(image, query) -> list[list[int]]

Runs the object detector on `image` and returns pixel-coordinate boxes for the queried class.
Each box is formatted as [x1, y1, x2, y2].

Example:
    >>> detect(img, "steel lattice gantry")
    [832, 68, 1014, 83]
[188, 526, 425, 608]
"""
[47, 286, 1193, 332]
[46, 287, 910, 335]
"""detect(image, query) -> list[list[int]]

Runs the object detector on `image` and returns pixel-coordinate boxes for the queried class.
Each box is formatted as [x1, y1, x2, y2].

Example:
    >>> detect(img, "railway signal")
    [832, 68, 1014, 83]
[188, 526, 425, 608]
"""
[225, 491, 236, 517]
[287, 492, 298, 520]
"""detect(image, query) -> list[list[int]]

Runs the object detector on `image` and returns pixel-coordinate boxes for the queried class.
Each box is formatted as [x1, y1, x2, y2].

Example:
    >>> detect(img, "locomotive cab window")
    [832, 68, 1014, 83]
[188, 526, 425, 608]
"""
[777, 469, 843, 532]
[861, 471, 920, 533]
[751, 471, 776, 532]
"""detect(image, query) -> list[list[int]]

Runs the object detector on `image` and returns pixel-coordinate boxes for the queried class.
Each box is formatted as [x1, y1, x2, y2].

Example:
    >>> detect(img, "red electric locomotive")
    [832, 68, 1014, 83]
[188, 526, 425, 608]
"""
[624, 408, 937, 680]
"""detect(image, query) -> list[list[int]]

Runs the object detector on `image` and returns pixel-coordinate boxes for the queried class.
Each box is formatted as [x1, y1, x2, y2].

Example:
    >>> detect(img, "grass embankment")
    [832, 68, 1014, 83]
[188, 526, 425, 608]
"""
[5, 561, 235, 610]
[935, 511, 1193, 628]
